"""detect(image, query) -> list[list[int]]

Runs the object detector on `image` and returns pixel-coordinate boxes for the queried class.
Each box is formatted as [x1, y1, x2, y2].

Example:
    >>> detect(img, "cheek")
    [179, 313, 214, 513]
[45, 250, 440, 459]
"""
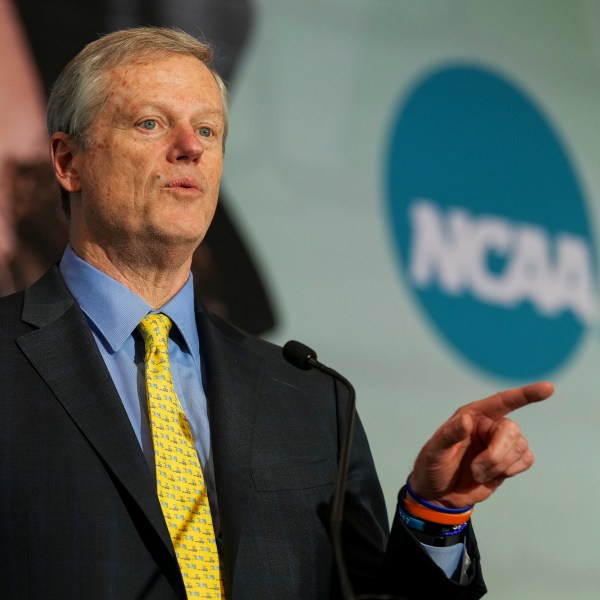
[80, 161, 140, 217]
[208, 156, 224, 187]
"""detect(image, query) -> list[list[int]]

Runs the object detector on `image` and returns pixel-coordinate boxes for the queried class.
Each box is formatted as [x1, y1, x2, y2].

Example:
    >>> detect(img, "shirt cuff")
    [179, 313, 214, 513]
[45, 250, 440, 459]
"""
[420, 541, 465, 580]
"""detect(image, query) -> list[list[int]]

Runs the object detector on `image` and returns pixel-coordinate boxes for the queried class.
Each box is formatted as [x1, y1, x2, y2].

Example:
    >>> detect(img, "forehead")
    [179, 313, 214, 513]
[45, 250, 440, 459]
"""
[101, 54, 223, 113]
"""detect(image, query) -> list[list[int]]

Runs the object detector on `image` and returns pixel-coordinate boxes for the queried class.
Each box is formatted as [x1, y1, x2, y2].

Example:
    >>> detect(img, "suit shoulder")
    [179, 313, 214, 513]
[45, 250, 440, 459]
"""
[204, 307, 284, 359]
[0, 291, 27, 335]
[203, 308, 330, 387]
[0, 289, 25, 308]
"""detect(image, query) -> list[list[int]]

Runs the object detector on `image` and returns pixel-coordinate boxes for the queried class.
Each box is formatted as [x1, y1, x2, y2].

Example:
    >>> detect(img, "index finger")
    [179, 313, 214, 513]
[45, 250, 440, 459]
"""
[460, 381, 554, 420]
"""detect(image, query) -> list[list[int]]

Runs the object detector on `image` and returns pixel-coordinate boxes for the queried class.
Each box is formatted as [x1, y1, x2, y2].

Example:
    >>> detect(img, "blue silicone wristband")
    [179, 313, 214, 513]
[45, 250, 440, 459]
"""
[406, 475, 474, 514]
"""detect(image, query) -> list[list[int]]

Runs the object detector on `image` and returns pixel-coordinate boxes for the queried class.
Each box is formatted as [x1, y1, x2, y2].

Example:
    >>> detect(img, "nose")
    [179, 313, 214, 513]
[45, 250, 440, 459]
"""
[166, 123, 204, 164]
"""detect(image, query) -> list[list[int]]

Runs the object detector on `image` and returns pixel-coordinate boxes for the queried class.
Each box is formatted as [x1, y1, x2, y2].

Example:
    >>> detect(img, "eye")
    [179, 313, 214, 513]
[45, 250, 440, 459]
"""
[198, 127, 212, 138]
[139, 119, 158, 130]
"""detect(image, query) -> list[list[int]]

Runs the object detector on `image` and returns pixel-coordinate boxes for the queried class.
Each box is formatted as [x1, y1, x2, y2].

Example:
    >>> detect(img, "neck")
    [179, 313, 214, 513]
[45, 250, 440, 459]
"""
[71, 240, 194, 309]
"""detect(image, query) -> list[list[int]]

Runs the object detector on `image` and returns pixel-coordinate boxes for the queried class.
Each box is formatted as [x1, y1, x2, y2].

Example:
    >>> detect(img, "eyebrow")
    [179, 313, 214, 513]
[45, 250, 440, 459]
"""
[133, 102, 224, 118]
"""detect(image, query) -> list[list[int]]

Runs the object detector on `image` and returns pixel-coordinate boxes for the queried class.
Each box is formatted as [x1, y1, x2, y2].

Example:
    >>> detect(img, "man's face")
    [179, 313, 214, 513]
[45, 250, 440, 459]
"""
[62, 54, 225, 262]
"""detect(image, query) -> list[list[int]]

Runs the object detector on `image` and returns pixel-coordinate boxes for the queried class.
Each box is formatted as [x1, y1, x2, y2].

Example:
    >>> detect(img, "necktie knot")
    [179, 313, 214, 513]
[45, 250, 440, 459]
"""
[139, 313, 172, 351]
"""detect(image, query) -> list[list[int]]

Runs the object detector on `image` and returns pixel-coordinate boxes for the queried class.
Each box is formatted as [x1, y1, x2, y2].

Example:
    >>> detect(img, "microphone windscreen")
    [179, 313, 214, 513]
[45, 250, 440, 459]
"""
[282, 340, 317, 370]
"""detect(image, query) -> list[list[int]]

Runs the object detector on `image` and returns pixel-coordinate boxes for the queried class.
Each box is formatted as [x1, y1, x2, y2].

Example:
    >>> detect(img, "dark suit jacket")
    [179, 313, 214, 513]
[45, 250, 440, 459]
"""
[0, 267, 487, 599]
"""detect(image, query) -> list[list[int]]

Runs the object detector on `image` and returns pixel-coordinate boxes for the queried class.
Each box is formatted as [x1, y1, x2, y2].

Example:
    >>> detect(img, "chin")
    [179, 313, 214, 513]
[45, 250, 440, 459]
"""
[150, 224, 207, 248]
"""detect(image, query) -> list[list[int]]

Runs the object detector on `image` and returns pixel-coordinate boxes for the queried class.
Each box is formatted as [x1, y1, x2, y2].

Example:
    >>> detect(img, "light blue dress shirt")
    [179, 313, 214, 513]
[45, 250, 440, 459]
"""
[59, 244, 462, 579]
[59, 244, 211, 469]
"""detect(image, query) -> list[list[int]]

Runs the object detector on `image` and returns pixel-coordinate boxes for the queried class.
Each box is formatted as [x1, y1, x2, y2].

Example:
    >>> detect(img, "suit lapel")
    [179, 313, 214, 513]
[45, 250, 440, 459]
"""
[17, 267, 175, 556]
[19, 267, 267, 587]
[196, 305, 263, 589]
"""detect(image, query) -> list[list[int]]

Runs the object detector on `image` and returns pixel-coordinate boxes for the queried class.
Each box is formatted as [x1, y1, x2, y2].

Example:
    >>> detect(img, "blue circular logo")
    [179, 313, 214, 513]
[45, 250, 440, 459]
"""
[386, 64, 596, 380]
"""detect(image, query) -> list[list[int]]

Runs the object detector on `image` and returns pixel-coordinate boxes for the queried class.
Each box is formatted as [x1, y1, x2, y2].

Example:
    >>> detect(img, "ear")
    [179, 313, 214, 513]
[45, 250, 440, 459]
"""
[50, 132, 81, 193]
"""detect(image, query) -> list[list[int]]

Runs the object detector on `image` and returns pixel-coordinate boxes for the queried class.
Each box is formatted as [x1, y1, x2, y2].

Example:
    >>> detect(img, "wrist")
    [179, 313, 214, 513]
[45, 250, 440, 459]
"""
[404, 475, 474, 524]
[398, 499, 467, 547]
[398, 474, 473, 544]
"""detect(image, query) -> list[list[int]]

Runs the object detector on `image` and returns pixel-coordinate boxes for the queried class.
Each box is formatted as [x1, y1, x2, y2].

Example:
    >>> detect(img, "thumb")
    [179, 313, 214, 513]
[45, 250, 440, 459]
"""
[423, 413, 475, 472]
[412, 413, 474, 497]
[433, 413, 473, 453]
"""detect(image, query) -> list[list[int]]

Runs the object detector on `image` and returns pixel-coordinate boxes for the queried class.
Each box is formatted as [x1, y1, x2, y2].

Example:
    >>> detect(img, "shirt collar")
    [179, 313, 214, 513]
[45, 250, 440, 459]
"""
[59, 245, 199, 360]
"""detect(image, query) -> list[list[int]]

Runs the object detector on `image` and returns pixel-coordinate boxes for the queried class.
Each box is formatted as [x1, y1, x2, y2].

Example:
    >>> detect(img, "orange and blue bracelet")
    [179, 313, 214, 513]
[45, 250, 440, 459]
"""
[398, 487, 468, 547]
[402, 476, 474, 526]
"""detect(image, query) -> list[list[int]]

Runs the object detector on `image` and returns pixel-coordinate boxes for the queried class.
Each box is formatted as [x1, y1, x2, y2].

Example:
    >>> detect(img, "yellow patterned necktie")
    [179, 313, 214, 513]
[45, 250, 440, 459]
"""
[139, 314, 224, 599]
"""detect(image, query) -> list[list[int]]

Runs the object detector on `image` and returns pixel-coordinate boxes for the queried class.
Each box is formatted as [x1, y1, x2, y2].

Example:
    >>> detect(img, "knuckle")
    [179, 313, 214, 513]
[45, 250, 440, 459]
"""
[501, 419, 521, 438]
[522, 450, 535, 468]
[517, 436, 529, 453]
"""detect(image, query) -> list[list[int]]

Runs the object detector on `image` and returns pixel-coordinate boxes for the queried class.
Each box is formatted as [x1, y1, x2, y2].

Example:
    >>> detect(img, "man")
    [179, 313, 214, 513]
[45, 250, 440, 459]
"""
[0, 27, 553, 599]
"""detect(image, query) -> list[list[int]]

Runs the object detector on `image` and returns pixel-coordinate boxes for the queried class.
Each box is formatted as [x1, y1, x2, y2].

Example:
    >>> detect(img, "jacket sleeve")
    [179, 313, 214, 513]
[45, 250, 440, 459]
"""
[336, 379, 487, 600]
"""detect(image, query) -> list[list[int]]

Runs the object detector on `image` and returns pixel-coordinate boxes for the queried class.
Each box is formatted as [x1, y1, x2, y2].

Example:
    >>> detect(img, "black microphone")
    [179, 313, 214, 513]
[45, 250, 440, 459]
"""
[283, 340, 356, 600]
[282, 339, 318, 370]
[283, 341, 406, 600]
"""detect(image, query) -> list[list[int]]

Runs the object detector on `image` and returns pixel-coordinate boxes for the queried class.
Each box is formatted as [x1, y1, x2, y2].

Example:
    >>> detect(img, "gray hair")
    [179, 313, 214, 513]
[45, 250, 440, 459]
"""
[47, 27, 229, 215]
[47, 26, 228, 148]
